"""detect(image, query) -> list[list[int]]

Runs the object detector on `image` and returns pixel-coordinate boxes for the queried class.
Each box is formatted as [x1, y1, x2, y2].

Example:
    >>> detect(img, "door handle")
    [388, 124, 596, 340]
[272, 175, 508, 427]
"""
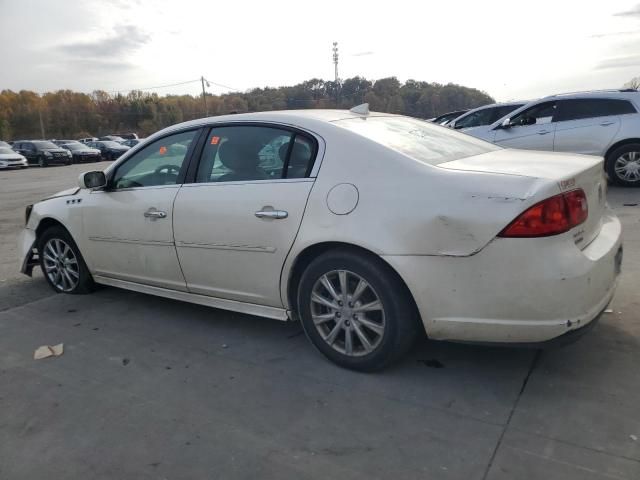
[255, 208, 288, 219]
[143, 209, 167, 219]
[600, 121, 615, 126]
[538, 130, 550, 135]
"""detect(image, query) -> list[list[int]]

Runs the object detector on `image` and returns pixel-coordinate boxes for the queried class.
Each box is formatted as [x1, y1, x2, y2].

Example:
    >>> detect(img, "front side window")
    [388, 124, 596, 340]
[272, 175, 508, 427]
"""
[491, 104, 524, 123]
[556, 98, 637, 122]
[195, 126, 315, 183]
[112, 130, 196, 189]
[454, 108, 495, 129]
[510, 101, 557, 126]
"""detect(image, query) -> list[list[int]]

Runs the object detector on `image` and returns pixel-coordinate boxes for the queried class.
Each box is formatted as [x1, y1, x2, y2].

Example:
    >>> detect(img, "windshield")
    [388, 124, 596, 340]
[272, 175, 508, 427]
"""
[66, 144, 85, 150]
[33, 141, 59, 149]
[0, 147, 15, 154]
[335, 116, 499, 165]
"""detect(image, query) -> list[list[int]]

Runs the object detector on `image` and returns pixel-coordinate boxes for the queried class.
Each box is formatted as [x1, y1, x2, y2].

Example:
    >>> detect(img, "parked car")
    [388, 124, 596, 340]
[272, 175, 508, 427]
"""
[0, 146, 28, 169]
[430, 109, 469, 126]
[0, 140, 13, 149]
[52, 139, 79, 146]
[61, 143, 102, 163]
[12, 140, 72, 167]
[87, 140, 130, 160]
[98, 135, 125, 143]
[465, 90, 640, 187]
[78, 137, 98, 144]
[121, 138, 145, 148]
[448, 102, 526, 130]
[111, 132, 138, 140]
[18, 107, 622, 371]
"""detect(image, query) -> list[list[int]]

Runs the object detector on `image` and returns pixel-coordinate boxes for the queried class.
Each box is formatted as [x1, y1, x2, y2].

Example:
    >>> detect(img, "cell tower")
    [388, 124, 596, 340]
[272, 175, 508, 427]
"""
[332, 42, 339, 83]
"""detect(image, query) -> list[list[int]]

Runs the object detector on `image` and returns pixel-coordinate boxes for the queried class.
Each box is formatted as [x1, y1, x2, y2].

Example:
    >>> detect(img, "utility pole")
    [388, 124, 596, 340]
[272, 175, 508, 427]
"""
[332, 42, 340, 107]
[38, 109, 45, 139]
[201, 76, 210, 116]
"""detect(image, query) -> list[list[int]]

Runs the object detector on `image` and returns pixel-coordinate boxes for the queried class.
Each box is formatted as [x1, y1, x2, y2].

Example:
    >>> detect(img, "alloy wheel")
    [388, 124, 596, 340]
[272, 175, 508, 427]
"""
[310, 269, 386, 357]
[614, 151, 640, 183]
[42, 238, 80, 292]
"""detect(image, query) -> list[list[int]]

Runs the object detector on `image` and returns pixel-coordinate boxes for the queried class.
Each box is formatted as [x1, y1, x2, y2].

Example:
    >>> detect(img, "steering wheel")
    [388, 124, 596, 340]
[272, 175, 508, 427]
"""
[155, 164, 181, 176]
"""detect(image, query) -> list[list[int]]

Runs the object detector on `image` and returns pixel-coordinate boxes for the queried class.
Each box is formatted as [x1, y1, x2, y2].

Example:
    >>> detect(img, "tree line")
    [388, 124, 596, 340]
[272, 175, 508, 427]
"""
[0, 77, 494, 140]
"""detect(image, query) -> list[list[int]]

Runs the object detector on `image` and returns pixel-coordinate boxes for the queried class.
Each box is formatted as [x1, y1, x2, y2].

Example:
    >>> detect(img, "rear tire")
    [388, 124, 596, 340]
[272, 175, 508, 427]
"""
[37, 226, 95, 294]
[297, 248, 420, 371]
[606, 143, 640, 187]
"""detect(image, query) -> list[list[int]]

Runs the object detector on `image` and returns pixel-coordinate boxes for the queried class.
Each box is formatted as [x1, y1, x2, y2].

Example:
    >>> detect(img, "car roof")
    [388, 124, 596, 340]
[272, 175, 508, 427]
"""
[541, 89, 640, 101]
[154, 109, 403, 137]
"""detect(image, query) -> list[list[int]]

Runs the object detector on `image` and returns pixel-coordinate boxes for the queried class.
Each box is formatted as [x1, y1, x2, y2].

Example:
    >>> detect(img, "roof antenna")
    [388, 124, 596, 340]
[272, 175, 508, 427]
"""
[349, 103, 369, 115]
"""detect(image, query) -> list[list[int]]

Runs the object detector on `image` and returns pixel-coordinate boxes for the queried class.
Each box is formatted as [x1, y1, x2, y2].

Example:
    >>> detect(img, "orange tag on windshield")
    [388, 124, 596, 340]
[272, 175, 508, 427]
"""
[210, 136, 220, 145]
[159, 146, 167, 155]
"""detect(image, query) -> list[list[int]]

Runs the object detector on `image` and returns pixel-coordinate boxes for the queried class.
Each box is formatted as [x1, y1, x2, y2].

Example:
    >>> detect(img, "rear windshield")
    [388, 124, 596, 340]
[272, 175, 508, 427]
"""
[334, 116, 499, 165]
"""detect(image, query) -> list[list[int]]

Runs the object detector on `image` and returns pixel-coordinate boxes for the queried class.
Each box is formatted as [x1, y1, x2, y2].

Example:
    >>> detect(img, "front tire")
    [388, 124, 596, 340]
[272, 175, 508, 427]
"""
[297, 249, 420, 371]
[606, 143, 640, 187]
[38, 155, 48, 168]
[37, 226, 95, 294]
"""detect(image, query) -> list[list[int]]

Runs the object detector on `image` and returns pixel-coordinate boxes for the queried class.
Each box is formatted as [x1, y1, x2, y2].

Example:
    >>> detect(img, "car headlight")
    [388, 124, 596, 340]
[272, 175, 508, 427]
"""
[44, 151, 52, 157]
[66, 151, 72, 157]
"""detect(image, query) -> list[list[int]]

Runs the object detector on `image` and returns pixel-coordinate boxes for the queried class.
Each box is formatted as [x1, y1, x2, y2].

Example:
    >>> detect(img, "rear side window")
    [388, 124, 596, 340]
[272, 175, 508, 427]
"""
[195, 126, 315, 183]
[556, 98, 637, 122]
[335, 116, 499, 165]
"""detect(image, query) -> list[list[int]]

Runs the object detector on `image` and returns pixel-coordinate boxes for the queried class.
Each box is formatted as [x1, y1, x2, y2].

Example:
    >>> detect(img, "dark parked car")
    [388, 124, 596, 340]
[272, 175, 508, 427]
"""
[430, 110, 469, 126]
[52, 139, 81, 146]
[12, 140, 72, 167]
[87, 141, 130, 160]
[111, 132, 138, 140]
[98, 135, 125, 143]
[61, 143, 102, 163]
[121, 138, 145, 148]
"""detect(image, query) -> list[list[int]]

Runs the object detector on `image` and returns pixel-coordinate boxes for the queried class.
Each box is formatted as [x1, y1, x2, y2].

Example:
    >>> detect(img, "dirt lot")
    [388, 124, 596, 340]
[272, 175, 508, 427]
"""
[1, 163, 639, 479]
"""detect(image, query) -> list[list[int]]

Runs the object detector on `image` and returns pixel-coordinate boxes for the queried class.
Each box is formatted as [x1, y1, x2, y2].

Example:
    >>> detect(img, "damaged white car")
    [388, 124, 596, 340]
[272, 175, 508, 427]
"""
[18, 106, 623, 371]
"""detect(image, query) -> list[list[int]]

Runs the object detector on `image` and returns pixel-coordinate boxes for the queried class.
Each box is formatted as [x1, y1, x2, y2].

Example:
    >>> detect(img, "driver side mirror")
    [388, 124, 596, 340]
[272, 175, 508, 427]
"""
[78, 171, 107, 189]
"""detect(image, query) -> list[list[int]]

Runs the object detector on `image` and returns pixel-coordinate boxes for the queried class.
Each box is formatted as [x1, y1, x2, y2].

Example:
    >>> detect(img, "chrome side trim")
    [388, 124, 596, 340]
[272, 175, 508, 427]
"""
[175, 241, 276, 253]
[89, 236, 174, 246]
[93, 275, 289, 321]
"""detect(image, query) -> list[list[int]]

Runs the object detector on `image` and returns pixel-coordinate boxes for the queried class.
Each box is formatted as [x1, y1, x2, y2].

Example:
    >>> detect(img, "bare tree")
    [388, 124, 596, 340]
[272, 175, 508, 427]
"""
[623, 77, 640, 89]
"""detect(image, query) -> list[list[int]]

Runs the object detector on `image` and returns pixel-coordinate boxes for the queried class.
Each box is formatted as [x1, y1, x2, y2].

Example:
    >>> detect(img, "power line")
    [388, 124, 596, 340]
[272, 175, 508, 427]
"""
[105, 78, 201, 94]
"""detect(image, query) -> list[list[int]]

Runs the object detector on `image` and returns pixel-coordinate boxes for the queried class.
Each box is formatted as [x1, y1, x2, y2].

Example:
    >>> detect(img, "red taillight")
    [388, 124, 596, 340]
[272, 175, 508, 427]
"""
[498, 189, 588, 238]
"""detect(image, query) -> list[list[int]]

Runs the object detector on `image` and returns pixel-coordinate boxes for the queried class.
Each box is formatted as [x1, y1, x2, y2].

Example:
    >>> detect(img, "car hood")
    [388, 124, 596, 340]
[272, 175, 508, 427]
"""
[42, 148, 69, 153]
[0, 153, 25, 159]
[74, 148, 101, 153]
[41, 187, 80, 202]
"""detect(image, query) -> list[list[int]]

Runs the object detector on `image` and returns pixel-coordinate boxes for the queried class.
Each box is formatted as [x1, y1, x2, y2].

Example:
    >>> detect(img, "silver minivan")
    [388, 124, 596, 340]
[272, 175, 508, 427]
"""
[466, 90, 640, 187]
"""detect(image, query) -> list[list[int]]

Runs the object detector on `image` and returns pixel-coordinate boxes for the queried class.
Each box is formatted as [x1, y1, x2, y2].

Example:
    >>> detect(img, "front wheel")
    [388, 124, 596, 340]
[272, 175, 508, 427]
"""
[38, 155, 48, 168]
[37, 226, 95, 294]
[297, 249, 420, 371]
[606, 143, 640, 187]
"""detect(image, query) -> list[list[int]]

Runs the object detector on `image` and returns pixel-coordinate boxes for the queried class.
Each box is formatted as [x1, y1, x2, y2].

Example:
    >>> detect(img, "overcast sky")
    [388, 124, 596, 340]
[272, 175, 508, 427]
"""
[1, 0, 640, 102]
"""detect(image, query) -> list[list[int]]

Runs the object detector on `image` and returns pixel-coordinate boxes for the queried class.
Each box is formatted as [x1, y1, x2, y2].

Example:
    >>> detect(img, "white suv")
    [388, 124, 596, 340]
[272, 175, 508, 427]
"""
[465, 90, 640, 187]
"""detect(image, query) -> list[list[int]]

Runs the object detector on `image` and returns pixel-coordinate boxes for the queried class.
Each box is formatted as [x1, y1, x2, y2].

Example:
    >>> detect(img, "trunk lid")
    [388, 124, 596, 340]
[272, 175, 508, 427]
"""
[439, 148, 607, 248]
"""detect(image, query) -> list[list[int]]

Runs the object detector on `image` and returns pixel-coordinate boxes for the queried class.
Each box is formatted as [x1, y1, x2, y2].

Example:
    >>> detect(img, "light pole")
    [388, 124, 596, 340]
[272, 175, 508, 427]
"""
[201, 76, 210, 116]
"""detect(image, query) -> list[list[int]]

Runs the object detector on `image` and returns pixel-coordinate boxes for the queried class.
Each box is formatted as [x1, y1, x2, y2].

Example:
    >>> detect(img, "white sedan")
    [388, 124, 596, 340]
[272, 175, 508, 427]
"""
[17, 107, 622, 371]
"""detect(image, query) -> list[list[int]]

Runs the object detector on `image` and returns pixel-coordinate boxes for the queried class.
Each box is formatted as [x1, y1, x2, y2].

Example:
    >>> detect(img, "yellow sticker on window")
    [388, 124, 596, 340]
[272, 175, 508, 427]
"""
[159, 146, 167, 155]
[211, 136, 220, 145]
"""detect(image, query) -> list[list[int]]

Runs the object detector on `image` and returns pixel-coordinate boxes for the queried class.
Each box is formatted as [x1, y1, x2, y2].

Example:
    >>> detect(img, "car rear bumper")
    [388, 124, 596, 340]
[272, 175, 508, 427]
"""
[383, 210, 622, 344]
